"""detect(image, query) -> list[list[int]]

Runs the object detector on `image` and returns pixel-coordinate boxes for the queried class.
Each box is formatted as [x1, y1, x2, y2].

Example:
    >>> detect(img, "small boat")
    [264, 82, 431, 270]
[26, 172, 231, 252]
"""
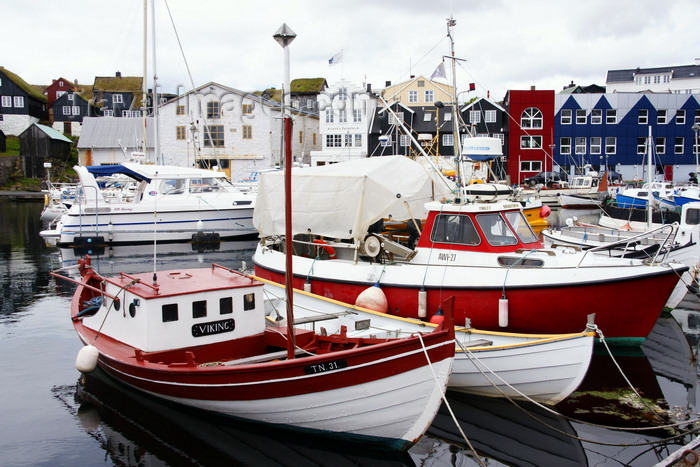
[40, 163, 257, 247]
[51, 256, 455, 450]
[557, 173, 609, 209]
[255, 276, 596, 405]
[614, 181, 676, 209]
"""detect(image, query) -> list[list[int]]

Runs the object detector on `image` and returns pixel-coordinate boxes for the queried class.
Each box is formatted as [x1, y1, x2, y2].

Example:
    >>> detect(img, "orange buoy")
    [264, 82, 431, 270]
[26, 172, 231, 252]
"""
[429, 307, 444, 325]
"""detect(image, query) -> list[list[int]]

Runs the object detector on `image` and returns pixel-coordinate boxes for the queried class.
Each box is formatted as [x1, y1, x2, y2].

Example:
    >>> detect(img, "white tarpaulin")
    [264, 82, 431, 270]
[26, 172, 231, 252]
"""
[253, 156, 451, 240]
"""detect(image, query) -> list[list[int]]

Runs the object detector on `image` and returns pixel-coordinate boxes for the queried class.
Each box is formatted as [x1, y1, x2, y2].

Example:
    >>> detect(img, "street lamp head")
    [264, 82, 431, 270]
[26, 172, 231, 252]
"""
[273, 23, 296, 48]
[693, 123, 700, 132]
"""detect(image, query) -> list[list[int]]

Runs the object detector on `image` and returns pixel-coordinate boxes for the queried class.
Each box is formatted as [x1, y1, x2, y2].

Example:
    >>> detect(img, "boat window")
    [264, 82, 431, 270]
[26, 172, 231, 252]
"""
[497, 256, 544, 267]
[686, 209, 700, 225]
[220, 297, 233, 314]
[190, 177, 224, 193]
[192, 300, 207, 318]
[430, 214, 481, 245]
[160, 179, 185, 195]
[162, 304, 178, 322]
[475, 213, 518, 246]
[243, 293, 255, 311]
[504, 211, 538, 243]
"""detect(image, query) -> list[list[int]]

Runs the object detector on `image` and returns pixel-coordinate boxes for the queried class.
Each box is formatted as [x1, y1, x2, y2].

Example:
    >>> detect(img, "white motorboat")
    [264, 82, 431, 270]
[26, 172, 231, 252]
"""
[40, 163, 256, 247]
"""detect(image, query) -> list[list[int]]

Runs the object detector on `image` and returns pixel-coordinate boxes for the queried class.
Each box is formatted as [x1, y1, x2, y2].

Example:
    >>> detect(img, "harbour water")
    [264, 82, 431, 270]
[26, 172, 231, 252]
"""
[1, 198, 699, 466]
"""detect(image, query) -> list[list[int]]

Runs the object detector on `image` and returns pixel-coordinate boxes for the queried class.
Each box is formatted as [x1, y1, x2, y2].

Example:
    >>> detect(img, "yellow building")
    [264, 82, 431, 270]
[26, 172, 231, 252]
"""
[381, 76, 455, 106]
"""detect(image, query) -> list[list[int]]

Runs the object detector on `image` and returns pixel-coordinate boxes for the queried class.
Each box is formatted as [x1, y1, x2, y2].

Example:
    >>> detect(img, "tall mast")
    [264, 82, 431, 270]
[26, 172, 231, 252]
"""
[447, 17, 460, 158]
[151, 0, 160, 164]
[142, 0, 148, 160]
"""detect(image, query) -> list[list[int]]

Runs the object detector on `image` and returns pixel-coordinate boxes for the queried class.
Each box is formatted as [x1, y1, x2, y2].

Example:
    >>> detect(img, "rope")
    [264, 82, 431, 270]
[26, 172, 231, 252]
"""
[417, 334, 485, 467]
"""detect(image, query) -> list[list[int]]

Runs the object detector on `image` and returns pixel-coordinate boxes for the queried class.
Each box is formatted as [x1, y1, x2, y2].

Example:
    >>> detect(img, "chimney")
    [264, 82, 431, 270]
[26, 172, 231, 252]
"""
[366, 83, 372, 94]
[116, 71, 122, 78]
[385, 80, 391, 87]
[530, 85, 536, 91]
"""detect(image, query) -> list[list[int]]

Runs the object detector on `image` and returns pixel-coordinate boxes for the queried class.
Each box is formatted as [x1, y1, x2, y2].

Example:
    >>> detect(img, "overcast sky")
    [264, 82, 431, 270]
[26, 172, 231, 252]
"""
[4, 0, 698, 101]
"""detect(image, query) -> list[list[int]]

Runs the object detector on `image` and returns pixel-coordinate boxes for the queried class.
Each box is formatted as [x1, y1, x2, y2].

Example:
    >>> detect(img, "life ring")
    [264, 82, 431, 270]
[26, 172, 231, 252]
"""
[313, 239, 336, 259]
[682, 449, 699, 466]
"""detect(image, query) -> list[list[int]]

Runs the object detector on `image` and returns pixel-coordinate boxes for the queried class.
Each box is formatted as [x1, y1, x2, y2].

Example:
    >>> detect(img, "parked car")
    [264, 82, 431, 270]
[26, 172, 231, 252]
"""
[523, 171, 567, 187]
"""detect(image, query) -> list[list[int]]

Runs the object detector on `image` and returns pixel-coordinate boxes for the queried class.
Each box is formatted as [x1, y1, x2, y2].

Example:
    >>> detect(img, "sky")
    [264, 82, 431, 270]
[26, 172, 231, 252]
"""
[4, 0, 698, 102]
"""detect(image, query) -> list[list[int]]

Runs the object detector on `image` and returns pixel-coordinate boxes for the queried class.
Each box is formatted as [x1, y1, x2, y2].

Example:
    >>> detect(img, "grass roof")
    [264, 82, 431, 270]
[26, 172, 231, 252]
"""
[0, 66, 47, 101]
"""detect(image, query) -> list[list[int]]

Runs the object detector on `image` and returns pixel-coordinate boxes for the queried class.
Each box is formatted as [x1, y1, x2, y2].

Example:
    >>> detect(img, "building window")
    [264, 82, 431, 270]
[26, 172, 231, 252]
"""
[62, 106, 72, 115]
[408, 90, 418, 103]
[575, 137, 586, 154]
[591, 109, 602, 124]
[590, 137, 602, 154]
[444, 112, 452, 121]
[203, 125, 224, 147]
[423, 113, 433, 122]
[338, 87, 347, 100]
[338, 110, 347, 123]
[638, 109, 648, 124]
[657, 109, 667, 124]
[576, 109, 586, 124]
[442, 133, 454, 147]
[353, 108, 362, 122]
[326, 134, 342, 147]
[400, 135, 410, 147]
[520, 135, 542, 149]
[176, 126, 186, 140]
[655, 137, 666, 154]
[354, 134, 362, 146]
[417, 80, 425, 87]
[560, 137, 571, 155]
[560, 109, 572, 124]
[637, 137, 647, 154]
[606, 109, 617, 124]
[67, 93, 74, 101]
[520, 160, 542, 172]
[112, 94, 123, 104]
[521, 107, 543, 129]
[675, 137, 684, 154]
[485, 110, 496, 123]
[469, 111, 481, 124]
[176, 105, 185, 115]
[72, 106, 80, 116]
[344, 134, 352, 147]
[424, 90, 434, 103]
[242, 104, 254, 114]
[677, 109, 686, 124]
[103, 110, 114, 117]
[2, 96, 12, 107]
[325, 109, 333, 123]
[13, 96, 24, 107]
[207, 101, 220, 119]
[695, 110, 700, 124]
[242, 125, 252, 139]
[388, 112, 404, 124]
[605, 137, 617, 154]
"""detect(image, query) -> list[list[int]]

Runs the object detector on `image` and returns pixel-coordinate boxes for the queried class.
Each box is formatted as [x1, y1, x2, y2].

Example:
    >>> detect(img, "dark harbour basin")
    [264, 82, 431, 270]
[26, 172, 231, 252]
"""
[1, 198, 698, 466]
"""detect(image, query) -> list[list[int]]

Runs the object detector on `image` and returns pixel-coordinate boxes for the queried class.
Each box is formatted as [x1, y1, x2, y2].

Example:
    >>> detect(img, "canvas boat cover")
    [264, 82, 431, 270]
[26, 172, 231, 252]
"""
[254, 156, 453, 240]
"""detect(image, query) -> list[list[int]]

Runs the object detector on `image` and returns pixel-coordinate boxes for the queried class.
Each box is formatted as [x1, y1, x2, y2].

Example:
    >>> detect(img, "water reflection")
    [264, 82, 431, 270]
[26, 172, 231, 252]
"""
[59, 368, 414, 466]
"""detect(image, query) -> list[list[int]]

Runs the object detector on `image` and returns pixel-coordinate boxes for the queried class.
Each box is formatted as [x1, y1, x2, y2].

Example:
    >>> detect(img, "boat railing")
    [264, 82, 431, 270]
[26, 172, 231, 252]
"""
[576, 223, 678, 266]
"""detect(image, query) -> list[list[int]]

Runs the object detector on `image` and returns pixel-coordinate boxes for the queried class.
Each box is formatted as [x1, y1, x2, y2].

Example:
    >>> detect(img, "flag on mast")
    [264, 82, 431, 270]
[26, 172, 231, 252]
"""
[430, 62, 446, 80]
[329, 50, 343, 66]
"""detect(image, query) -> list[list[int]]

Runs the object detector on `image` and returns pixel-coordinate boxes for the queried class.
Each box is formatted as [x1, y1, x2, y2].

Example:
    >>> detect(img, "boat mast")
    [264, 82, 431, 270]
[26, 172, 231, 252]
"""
[151, 0, 160, 164]
[142, 0, 148, 161]
[646, 125, 653, 229]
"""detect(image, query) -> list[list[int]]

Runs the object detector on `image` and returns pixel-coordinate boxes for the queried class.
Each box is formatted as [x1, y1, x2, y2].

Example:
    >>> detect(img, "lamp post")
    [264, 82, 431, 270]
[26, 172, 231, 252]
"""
[693, 123, 700, 182]
[273, 23, 297, 360]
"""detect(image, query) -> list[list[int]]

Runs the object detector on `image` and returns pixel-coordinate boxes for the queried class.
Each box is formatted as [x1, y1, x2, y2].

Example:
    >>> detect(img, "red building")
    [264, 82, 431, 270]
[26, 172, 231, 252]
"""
[44, 77, 76, 120]
[504, 88, 555, 185]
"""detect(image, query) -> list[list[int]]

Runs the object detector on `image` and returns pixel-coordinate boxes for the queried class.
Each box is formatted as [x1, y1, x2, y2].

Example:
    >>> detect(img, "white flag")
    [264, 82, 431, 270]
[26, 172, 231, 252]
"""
[329, 50, 343, 66]
[430, 62, 446, 80]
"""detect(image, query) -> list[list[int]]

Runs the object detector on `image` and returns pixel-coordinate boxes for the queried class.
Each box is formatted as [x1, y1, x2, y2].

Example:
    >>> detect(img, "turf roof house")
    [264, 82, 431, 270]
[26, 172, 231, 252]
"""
[52, 89, 90, 137]
[0, 66, 48, 136]
[89, 72, 145, 118]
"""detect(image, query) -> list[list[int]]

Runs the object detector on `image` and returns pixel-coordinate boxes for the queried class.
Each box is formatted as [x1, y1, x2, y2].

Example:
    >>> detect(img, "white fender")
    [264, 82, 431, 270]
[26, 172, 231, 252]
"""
[76, 344, 99, 373]
[355, 284, 388, 313]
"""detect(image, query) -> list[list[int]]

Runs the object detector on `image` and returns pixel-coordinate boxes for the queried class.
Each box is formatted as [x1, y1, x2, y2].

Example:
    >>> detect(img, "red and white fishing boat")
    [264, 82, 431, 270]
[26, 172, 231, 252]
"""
[51, 257, 455, 450]
[252, 159, 688, 345]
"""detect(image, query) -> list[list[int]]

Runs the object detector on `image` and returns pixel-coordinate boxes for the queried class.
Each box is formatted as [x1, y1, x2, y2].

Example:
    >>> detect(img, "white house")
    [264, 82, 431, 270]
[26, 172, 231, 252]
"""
[309, 79, 378, 166]
[158, 82, 319, 180]
[606, 60, 700, 94]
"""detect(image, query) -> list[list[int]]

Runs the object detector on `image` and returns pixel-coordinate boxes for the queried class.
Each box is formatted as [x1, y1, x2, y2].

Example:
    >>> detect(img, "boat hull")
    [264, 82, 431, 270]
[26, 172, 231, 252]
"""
[253, 246, 684, 343]
[258, 278, 594, 404]
[56, 205, 256, 246]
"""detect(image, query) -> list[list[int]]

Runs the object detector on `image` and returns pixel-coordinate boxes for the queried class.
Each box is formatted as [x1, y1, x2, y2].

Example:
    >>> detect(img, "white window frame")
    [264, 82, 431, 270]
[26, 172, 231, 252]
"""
[657, 109, 667, 124]
[423, 113, 432, 122]
[575, 137, 586, 154]
[560, 109, 572, 124]
[469, 111, 481, 124]
[1, 96, 11, 107]
[325, 109, 333, 123]
[605, 137, 617, 154]
[638, 109, 648, 124]
[408, 90, 418, 103]
[590, 137, 602, 155]
[606, 109, 617, 124]
[591, 109, 602, 124]
[14, 96, 24, 107]
[656, 137, 666, 154]
[424, 90, 434, 103]
[675, 137, 684, 154]
[576, 109, 586, 124]
[112, 94, 123, 104]
[520, 135, 542, 149]
[62, 106, 72, 115]
[560, 137, 571, 155]
[442, 133, 453, 147]
[485, 110, 496, 123]
[677, 109, 686, 125]
[353, 108, 362, 122]
[521, 107, 543, 129]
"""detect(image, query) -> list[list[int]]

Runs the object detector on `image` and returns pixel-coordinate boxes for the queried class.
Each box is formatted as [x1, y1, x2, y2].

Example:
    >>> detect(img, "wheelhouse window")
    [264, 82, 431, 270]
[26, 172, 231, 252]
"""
[192, 300, 207, 319]
[162, 304, 178, 322]
[430, 214, 481, 246]
[504, 211, 538, 244]
[243, 293, 255, 311]
[521, 107, 543, 129]
[220, 297, 233, 314]
[475, 213, 518, 247]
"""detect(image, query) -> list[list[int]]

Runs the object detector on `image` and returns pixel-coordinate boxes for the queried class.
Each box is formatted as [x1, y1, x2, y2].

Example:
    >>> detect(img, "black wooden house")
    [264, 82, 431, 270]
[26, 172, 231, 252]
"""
[19, 123, 72, 178]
